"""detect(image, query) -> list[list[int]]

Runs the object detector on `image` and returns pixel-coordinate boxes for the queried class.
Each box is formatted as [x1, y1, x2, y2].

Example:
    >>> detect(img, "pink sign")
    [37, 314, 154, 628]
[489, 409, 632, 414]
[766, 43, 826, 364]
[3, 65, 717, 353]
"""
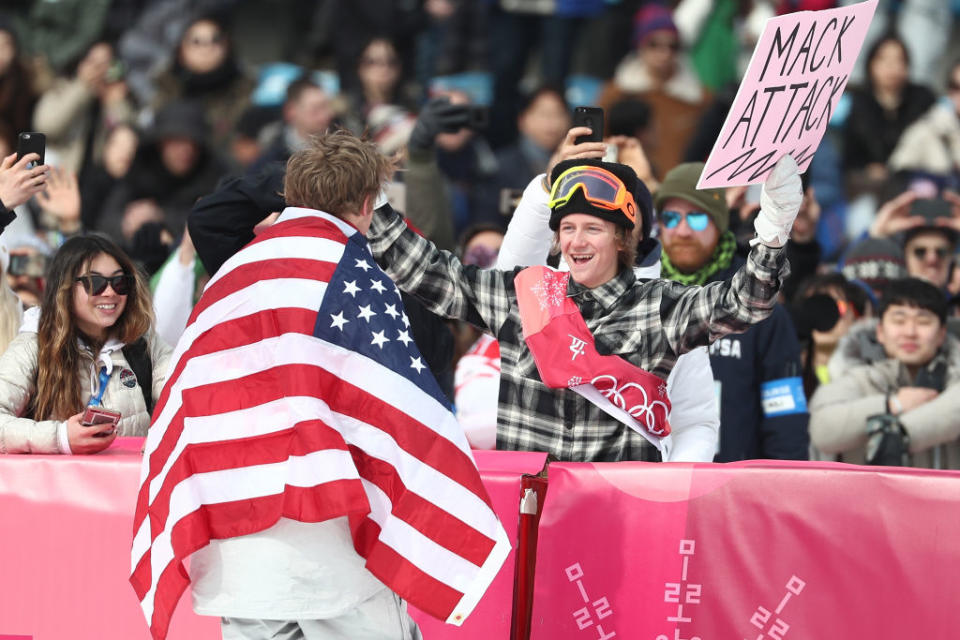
[530, 460, 960, 639]
[698, 0, 878, 188]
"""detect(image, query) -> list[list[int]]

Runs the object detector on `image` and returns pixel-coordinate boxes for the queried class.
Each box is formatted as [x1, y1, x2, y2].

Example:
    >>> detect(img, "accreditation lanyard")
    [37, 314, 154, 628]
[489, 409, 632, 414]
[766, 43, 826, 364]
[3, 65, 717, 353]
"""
[88, 366, 112, 407]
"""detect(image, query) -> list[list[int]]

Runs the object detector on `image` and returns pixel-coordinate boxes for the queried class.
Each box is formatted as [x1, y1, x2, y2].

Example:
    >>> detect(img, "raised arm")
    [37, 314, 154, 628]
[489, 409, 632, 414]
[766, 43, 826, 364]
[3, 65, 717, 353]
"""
[368, 203, 516, 335]
[495, 174, 554, 269]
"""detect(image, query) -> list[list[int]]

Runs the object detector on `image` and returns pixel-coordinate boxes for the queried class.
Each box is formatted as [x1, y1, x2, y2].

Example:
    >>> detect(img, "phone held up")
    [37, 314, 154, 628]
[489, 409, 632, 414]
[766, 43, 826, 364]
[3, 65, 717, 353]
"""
[16, 132, 46, 168]
[572, 106, 604, 145]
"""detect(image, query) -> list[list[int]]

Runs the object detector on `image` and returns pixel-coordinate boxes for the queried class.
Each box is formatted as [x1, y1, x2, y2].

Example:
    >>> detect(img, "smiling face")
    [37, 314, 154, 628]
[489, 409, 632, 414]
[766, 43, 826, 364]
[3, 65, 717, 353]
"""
[877, 303, 945, 370]
[72, 252, 128, 340]
[558, 214, 623, 289]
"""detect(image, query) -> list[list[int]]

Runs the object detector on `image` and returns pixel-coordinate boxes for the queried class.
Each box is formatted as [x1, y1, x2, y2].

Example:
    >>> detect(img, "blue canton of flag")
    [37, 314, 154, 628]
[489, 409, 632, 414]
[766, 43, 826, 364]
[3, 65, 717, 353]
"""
[314, 234, 448, 408]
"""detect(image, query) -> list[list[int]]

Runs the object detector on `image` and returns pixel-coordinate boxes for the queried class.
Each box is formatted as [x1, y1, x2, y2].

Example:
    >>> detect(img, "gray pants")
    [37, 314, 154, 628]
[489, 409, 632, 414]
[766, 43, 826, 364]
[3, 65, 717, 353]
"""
[221, 589, 423, 640]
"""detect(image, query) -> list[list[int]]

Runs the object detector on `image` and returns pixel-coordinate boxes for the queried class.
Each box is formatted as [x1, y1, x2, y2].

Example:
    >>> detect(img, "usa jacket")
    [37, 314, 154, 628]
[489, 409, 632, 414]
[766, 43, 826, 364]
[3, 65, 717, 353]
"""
[706, 259, 809, 461]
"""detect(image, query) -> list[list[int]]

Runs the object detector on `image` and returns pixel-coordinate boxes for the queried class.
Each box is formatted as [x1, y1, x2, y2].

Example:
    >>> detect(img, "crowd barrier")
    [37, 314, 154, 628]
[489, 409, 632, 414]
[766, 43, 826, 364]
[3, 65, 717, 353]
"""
[0, 439, 548, 640]
[2, 440, 960, 639]
[529, 460, 960, 639]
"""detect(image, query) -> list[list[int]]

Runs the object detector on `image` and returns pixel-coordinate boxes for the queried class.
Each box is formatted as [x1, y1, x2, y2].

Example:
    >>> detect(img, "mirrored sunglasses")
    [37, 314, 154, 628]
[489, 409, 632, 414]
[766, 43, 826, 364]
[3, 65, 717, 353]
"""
[659, 210, 710, 232]
[75, 273, 133, 296]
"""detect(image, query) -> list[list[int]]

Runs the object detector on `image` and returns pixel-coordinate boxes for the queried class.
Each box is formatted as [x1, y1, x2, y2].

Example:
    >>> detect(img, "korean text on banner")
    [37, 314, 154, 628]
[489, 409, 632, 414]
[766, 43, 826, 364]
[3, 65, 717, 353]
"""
[697, 0, 878, 189]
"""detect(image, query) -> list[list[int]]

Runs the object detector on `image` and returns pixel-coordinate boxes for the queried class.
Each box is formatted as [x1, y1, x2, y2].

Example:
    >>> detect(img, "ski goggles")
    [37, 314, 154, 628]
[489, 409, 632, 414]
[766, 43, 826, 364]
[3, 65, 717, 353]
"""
[548, 166, 637, 225]
[75, 273, 133, 296]
[659, 210, 711, 232]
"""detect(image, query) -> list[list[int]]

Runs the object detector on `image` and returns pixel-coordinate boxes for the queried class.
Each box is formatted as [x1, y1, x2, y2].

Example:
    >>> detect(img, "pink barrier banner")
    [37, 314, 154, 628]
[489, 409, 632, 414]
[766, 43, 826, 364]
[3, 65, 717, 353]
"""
[0, 438, 218, 640]
[0, 439, 545, 640]
[408, 450, 549, 639]
[530, 460, 960, 640]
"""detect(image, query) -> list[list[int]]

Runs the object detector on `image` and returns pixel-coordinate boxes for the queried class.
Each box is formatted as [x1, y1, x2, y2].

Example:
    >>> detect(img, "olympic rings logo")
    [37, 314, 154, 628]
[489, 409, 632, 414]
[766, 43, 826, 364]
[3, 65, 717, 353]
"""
[591, 375, 670, 435]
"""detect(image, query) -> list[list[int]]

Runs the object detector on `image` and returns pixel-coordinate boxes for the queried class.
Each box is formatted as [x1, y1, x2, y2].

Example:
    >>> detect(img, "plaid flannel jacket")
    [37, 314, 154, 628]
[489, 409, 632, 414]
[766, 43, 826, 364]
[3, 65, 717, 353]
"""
[369, 207, 789, 462]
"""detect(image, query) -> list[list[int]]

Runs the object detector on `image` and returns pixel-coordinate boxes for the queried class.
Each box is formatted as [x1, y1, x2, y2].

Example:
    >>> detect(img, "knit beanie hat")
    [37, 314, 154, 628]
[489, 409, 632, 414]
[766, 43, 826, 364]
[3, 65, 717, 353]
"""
[653, 163, 729, 233]
[633, 3, 678, 47]
[548, 159, 653, 243]
[839, 237, 907, 299]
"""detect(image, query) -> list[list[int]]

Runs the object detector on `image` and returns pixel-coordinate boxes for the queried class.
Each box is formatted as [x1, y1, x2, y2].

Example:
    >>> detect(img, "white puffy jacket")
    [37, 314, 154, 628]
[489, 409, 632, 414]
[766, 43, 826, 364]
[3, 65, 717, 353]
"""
[0, 310, 172, 454]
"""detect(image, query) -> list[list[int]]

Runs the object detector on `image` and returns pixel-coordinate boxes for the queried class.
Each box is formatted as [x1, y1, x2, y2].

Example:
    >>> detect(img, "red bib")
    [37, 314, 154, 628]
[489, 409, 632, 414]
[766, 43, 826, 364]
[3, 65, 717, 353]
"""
[515, 266, 671, 438]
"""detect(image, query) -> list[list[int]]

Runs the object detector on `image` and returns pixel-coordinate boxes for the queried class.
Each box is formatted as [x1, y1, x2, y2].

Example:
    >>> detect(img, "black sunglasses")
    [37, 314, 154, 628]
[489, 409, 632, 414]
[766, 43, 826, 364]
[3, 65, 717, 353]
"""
[911, 246, 950, 261]
[75, 273, 133, 296]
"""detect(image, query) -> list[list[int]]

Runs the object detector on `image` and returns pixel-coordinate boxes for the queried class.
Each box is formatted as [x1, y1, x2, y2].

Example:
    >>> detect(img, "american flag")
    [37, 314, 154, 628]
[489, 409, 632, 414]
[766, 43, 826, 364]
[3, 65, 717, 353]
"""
[130, 207, 511, 640]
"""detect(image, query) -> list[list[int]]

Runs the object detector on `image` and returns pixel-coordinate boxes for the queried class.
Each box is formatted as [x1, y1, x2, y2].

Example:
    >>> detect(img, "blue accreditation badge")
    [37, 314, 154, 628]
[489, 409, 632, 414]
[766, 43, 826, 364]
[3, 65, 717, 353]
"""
[760, 377, 808, 417]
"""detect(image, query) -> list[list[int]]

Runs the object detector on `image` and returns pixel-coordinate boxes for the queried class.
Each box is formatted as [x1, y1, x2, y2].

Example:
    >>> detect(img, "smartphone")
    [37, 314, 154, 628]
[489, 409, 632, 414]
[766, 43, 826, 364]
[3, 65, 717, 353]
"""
[82, 406, 121, 428]
[572, 107, 604, 144]
[910, 198, 950, 221]
[16, 132, 46, 168]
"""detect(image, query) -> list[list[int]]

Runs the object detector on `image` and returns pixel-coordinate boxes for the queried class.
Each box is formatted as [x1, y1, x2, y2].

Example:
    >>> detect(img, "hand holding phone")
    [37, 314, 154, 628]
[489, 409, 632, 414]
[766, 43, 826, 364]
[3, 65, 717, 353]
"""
[66, 409, 120, 454]
[0, 146, 48, 209]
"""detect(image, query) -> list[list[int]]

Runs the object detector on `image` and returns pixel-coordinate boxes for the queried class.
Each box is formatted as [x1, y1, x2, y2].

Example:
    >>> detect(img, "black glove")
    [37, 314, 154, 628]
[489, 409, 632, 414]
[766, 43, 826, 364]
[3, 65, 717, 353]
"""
[408, 97, 472, 151]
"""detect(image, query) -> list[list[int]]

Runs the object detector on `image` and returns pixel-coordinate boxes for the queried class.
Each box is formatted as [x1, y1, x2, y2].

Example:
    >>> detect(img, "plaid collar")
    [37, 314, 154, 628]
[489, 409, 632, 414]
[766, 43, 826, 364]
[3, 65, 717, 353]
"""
[567, 267, 637, 314]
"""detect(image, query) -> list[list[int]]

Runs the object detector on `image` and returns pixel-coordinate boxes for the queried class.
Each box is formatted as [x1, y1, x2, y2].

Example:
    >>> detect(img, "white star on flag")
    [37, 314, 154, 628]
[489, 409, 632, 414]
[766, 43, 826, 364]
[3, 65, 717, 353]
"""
[371, 330, 390, 349]
[410, 356, 426, 373]
[370, 279, 387, 295]
[397, 329, 413, 346]
[354, 258, 372, 271]
[357, 304, 376, 322]
[330, 311, 349, 330]
[343, 280, 360, 297]
[384, 303, 401, 320]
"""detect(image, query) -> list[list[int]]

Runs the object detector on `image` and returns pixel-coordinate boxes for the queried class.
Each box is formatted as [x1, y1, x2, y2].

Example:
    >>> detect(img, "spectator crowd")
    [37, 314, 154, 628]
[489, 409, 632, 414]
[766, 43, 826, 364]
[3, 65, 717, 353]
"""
[1, 0, 960, 469]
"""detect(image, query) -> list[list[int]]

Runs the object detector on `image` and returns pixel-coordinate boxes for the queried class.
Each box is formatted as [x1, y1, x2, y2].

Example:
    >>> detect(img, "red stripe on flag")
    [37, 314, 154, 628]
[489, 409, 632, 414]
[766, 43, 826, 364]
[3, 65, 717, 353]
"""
[349, 445, 495, 567]
[139, 481, 371, 640]
[171, 362, 489, 506]
[246, 216, 351, 246]
[144, 362, 488, 539]
[142, 419, 354, 541]
[189, 258, 336, 325]
[136, 309, 317, 531]
[352, 517, 464, 622]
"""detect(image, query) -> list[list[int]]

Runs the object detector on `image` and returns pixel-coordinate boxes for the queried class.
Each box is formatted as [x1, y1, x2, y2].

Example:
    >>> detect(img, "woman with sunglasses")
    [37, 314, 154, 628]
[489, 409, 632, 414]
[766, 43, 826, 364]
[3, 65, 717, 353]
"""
[0, 234, 171, 454]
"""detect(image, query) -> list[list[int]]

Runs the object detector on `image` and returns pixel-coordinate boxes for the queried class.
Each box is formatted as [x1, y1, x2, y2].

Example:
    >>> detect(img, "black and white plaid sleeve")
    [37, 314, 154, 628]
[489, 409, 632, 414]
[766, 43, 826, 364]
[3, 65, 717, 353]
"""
[368, 205, 515, 334]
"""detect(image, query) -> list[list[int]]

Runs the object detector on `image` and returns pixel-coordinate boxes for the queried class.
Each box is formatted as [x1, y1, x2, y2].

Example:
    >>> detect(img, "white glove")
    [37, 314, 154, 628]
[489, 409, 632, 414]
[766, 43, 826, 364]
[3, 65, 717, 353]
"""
[752, 155, 803, 248]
